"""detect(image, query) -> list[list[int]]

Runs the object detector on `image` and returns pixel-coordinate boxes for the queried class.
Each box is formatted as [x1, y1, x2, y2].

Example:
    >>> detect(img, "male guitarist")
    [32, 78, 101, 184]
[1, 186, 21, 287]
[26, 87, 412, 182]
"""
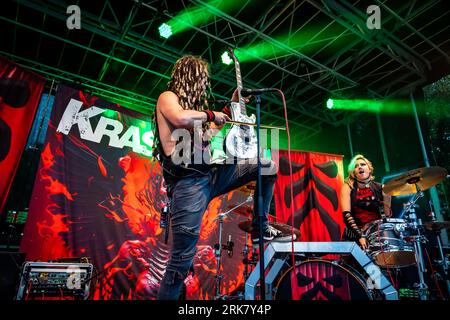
[153, 55, 289, 300]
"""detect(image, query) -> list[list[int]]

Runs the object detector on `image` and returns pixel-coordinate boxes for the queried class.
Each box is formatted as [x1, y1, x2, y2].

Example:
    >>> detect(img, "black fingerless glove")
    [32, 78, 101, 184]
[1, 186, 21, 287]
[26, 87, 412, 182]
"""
[343, 210, 363, 238]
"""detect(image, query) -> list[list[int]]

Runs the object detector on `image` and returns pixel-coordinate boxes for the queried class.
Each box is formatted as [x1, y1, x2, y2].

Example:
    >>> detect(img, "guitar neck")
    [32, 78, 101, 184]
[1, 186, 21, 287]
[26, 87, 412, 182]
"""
[231, 49, 247, 114]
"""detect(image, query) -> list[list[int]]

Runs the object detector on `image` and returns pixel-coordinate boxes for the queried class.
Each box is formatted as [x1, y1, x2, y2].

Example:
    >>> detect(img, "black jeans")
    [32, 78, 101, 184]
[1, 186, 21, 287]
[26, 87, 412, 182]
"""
[157, 159, 277, 300]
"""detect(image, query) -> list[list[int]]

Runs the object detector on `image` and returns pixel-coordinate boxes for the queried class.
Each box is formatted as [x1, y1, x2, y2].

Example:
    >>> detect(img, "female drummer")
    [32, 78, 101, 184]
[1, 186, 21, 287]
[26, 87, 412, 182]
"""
[340, 154, 392, 250]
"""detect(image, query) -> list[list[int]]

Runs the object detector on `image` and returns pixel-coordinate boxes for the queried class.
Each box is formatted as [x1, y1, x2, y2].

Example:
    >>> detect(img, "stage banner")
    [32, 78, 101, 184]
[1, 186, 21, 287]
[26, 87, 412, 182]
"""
[274, 150, 345, 242]
[0, 56, 45, 213]
[21, 85, 249, 300]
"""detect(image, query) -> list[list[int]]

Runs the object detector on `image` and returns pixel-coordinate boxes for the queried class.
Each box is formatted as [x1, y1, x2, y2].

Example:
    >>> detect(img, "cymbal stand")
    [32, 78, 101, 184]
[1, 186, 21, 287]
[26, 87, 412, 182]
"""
[404, 188, 429, 300]
[213, 196, 253, 300]
[242, 232, 250, 281]
[242, 234, 259, 282]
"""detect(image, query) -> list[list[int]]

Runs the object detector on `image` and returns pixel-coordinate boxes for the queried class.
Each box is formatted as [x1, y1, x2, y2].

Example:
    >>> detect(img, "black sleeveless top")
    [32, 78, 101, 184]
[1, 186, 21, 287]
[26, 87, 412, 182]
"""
[350, 180, 383, 227]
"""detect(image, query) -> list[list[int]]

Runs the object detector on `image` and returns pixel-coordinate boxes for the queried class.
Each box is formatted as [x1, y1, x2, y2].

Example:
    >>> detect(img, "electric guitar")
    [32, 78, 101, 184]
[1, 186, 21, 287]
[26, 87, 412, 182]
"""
[210, 48, 258, 163]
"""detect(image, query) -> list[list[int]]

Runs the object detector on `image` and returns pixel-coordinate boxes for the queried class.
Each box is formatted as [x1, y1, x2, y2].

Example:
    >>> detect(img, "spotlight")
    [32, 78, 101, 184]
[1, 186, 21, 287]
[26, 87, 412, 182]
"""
[221, 51, 233, 65]
[326, 98, 334, 109]
[158, 23, 172, 39]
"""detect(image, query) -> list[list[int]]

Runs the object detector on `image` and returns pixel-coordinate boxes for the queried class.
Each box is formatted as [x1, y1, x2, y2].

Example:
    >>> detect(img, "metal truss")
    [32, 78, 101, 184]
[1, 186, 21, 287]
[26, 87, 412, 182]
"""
[1, 0, 448, 140]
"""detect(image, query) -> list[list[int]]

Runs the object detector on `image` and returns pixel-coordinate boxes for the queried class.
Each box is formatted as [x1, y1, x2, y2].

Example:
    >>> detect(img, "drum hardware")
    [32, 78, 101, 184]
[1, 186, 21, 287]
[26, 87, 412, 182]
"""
[402, 188, 429, 300]
[238, 220, 300, 242]
[222, 232, 259, 301]
[213, 196, 253, 300]
[242, 233, 251, 282]
[245, 242, 399, 300]
[242, 238, 259, 281]
[383, 166, 448, 300]
[427, 203, 450, 296]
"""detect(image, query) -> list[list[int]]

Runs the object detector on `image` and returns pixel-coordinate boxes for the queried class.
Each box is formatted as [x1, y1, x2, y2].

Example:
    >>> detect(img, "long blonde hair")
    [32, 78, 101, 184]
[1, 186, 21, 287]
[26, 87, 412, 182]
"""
[345, 154, 375, 187]
[167, 55, 211, 111]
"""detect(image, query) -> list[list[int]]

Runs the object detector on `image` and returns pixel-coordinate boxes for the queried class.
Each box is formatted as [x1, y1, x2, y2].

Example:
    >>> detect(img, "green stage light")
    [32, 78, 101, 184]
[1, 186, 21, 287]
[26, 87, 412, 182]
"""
[326, 98, 334, 109]
[158, 23, 172, 39]
[235, 25, 348, 63]
[325, 98, 413, 115]
[221, 51, 233, 65]
[162, 1, 239, 37]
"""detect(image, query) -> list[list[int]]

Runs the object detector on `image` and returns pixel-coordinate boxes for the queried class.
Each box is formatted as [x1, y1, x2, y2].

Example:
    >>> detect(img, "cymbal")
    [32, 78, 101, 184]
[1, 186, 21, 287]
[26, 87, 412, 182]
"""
[424, 221, 450, 232]
[238, 220, 301, 238]
[383, 166, 447, 196]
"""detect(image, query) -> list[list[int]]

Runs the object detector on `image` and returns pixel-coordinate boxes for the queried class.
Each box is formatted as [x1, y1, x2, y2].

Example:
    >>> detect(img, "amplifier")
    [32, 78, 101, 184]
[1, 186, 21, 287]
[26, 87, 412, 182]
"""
[16, 262, 94, 300]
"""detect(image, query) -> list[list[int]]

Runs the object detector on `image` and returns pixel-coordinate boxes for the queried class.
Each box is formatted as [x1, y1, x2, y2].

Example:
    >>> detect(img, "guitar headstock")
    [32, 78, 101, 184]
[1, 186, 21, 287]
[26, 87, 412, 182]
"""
[227, 48, 245, 108]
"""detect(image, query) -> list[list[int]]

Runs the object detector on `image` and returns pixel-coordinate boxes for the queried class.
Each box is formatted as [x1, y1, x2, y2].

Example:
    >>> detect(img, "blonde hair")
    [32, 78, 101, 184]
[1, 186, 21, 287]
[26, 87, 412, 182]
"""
[167, 55, 210, 111]
[345, 154, 375, 187]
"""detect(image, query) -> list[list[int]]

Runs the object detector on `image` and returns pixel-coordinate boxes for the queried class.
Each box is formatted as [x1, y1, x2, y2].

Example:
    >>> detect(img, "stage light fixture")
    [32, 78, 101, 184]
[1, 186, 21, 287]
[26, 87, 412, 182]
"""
[326, 98, 334, 109]
[158, 23, 172, 39]
[221, 51, 233, 65]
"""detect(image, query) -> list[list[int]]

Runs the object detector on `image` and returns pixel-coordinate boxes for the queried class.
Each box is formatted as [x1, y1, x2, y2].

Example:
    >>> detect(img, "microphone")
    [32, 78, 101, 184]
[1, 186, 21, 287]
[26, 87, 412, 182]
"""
[240, 88, 278, 97]
[226, 235, 234, 258]
[247, 196, 253, 203]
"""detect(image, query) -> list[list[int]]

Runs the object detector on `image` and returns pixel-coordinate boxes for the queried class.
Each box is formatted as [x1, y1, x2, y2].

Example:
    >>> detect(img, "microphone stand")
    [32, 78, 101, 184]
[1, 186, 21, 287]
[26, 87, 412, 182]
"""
[255, 94, 266, 300]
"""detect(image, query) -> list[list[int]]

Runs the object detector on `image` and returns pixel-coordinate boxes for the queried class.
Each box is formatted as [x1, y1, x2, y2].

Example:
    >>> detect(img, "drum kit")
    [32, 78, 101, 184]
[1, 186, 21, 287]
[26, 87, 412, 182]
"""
[363, 166, 449, 300]
[212, 166, 449, 300]
[211, 183, 302, 300]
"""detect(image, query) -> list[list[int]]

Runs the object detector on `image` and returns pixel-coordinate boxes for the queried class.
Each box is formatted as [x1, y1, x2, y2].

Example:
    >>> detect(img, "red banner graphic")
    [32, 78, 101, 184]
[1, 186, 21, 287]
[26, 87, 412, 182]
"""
[21, 85, 249, 300]
[274, 150, 345, 242]
[0, 56, 45, 213]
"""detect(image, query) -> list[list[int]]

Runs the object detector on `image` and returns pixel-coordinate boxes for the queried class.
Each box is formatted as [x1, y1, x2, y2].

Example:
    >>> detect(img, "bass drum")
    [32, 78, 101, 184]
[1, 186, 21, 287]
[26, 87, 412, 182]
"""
[274, 260, 372, 300]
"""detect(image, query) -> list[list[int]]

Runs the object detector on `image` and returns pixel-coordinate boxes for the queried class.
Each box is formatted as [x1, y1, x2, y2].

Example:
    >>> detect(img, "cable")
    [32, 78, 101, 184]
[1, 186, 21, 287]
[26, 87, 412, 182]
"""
[274, 89, 297, 275]
[424, 246, 446, 300]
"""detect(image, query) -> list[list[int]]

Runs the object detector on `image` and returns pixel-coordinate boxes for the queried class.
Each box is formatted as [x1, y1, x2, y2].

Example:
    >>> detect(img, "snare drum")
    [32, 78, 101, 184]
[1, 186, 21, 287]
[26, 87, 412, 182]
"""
[274, 260, 372, 300]
[364, 218, 416, 268]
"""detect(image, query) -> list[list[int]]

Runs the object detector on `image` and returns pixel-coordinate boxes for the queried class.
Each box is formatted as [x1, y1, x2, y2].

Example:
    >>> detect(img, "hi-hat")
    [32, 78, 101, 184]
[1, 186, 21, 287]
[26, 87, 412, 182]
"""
[383, 166, 447, 196]
[423, 221, 450, 232]
[238, 220, 301, 239]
